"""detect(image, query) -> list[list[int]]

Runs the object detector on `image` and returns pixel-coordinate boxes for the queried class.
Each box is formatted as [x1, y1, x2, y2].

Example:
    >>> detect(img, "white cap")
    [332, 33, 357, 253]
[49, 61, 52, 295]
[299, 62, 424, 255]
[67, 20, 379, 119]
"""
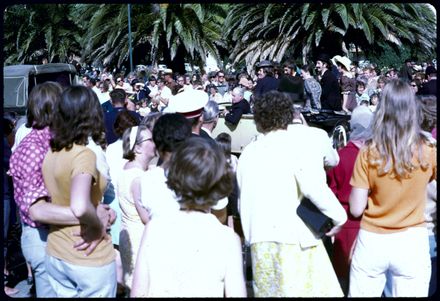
[167, 89, 209, 119]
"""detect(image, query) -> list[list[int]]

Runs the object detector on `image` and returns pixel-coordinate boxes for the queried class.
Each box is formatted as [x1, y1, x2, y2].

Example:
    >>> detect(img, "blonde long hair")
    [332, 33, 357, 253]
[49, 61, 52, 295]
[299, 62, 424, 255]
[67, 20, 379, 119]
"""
[366, 79, 432, 179]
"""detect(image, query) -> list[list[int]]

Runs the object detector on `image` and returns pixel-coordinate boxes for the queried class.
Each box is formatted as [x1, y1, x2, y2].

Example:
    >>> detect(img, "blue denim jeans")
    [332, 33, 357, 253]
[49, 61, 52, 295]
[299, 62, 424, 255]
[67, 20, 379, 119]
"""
[45, 255, 117, 297]
[428, 234, 437, 296]
[20, 224, 56, 297]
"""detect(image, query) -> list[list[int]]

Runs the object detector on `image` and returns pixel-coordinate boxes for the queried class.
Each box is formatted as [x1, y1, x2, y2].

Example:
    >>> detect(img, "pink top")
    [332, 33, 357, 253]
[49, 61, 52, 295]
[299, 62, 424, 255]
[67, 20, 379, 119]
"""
[8, 127, 52, 227]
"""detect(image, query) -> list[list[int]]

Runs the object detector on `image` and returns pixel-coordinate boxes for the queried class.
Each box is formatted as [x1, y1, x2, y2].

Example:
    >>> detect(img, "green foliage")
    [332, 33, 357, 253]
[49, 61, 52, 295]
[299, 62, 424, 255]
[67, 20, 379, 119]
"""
[3, 3, 436, 75]
[367, 43, 411, 70]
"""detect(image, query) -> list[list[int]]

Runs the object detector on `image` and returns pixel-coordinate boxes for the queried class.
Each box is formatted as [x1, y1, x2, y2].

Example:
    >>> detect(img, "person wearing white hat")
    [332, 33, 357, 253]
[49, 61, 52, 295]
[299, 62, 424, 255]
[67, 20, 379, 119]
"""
[168, 89, 209, 136]
[169, 90, 229, 223]
[163, 69, 177, 93]
[334, 56, 357, 113]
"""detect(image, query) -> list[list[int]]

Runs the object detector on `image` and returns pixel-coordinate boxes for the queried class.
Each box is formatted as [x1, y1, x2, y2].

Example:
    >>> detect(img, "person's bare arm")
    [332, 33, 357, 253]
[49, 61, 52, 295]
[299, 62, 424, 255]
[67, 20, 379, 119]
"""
[70, 173, 109, 255]
[29, 197, 79, 225]
[30, 198, 114, 227]
[349, 187, 368, 218]
[132, 177, 150, 225]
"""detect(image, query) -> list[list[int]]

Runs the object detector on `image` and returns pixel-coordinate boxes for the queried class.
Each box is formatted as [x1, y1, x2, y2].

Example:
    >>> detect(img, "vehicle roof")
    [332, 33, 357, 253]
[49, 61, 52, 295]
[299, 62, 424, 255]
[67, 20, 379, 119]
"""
[4, 63, 76, 77]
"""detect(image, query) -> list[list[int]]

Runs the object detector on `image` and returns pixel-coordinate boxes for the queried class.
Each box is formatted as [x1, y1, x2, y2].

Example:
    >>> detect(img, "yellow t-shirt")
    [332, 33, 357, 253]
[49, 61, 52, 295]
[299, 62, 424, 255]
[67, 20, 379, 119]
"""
[42, 144, 115, 266]
[350, 143, 436, 233]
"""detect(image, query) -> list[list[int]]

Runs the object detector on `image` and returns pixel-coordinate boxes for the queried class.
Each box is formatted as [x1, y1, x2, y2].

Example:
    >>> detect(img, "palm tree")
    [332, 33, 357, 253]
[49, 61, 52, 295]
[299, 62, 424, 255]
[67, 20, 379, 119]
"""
[74, 4, 227, 74]
[224, 3, 436, 73]
[72, 4, 159, 69]
[4, 4, 82, 65]
[149, 3, 227, 74]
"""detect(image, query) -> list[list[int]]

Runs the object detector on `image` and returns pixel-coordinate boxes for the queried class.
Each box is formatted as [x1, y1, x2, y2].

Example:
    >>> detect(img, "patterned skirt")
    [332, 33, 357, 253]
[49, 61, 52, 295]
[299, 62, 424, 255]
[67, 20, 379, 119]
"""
[251, 241, 343, 297]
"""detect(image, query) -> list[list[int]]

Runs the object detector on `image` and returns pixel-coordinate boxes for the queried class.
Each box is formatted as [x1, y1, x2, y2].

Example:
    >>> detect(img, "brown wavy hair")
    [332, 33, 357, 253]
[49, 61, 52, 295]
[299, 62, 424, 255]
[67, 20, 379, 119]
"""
[253, 91, 294, 133]
[26, 81, 63, 129]
[167, 137, 234, 211]
[365, 79, 433, 179]
[50, 86, 106, 152]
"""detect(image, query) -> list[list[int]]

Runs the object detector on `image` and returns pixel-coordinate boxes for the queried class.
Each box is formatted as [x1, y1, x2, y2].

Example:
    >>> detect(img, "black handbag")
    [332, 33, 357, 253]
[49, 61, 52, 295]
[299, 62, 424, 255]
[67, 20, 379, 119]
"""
[297, 197, 334, 238]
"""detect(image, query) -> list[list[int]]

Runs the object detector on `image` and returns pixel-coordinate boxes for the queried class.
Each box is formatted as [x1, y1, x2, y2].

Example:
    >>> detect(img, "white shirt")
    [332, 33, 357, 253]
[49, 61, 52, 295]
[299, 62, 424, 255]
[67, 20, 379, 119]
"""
[106, 139, 127, 188]
[12, 122, 32, 152]
[138, 211, 240, 297]
[97, 91, 111, 104]
[237, 129, 346, 248]
[140, 166, 180, 219]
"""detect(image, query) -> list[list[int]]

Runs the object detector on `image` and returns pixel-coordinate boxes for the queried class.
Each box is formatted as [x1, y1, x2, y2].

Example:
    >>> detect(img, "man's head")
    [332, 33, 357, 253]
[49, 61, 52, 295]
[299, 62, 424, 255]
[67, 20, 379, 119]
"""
[152, 113, 191, 155]
[256, 60, 274, 79]
[164, 69, 174, 83]
[231, 87, 244, 104]
[253, 91, 294, 134]
[315, 53, 331, 75]
[202, 101, 220, 130]
[110, 88, 127, 106]
[283, 62, 297, 76]
[217, 71, 226, 83]
[169, 89, 209, 134]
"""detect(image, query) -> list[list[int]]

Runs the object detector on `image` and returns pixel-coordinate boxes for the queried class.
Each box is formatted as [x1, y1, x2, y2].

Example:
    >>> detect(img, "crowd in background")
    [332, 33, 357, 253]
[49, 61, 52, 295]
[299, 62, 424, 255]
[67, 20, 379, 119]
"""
[3, 53, 437, 298]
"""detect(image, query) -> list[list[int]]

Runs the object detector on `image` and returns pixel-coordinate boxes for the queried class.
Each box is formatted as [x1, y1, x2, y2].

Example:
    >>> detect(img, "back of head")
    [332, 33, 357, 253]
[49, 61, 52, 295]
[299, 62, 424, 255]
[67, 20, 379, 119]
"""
[349, 105, 373, 141]
[167, 136, 233, 210]
[368, 79, 423, 177]
[114, 110, 140, 138]
[215, 132, 232, 158]
[153, 113, 191, 154]
[300, 64, 315, 76]
[253, 91, 294, 133]
[51, 85, 105, 151]
[110, 88, 126, 105]
[203, 101, 220, 123]
[26, 81, 63, 129]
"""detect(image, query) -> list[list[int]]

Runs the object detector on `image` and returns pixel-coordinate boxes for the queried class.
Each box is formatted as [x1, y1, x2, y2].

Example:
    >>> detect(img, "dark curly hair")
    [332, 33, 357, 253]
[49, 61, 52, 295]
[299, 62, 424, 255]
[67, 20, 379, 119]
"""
[253, 91, 294, 133]
[114, 110, 140, 138]
[167, 136, 234, 211]
[26, 81, 63, 129]
[152, 113, 191, 154]
[50, 86, 106, 152]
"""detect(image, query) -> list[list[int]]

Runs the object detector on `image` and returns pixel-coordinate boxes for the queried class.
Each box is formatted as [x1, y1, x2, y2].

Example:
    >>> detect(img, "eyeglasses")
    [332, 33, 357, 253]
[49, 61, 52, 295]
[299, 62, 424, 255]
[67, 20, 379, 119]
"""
[218, 75, 225, 78]
[139, 138, 153, 144]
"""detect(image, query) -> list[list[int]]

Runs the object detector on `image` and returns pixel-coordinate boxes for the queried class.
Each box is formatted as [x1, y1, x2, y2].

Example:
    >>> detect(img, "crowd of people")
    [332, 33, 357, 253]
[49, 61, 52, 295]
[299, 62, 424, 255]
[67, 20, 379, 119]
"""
[3, 53, 437, 297]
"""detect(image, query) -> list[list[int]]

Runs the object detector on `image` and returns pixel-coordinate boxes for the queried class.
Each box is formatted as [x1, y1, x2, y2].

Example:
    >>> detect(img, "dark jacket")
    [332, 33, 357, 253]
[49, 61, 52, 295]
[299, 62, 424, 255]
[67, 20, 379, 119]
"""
[418, 79, 437, 96]
[225, 99, 251, 126]
[254, 76, 279, 98]
[320, 69, 342, 111]
[278, 74, 305, 102]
